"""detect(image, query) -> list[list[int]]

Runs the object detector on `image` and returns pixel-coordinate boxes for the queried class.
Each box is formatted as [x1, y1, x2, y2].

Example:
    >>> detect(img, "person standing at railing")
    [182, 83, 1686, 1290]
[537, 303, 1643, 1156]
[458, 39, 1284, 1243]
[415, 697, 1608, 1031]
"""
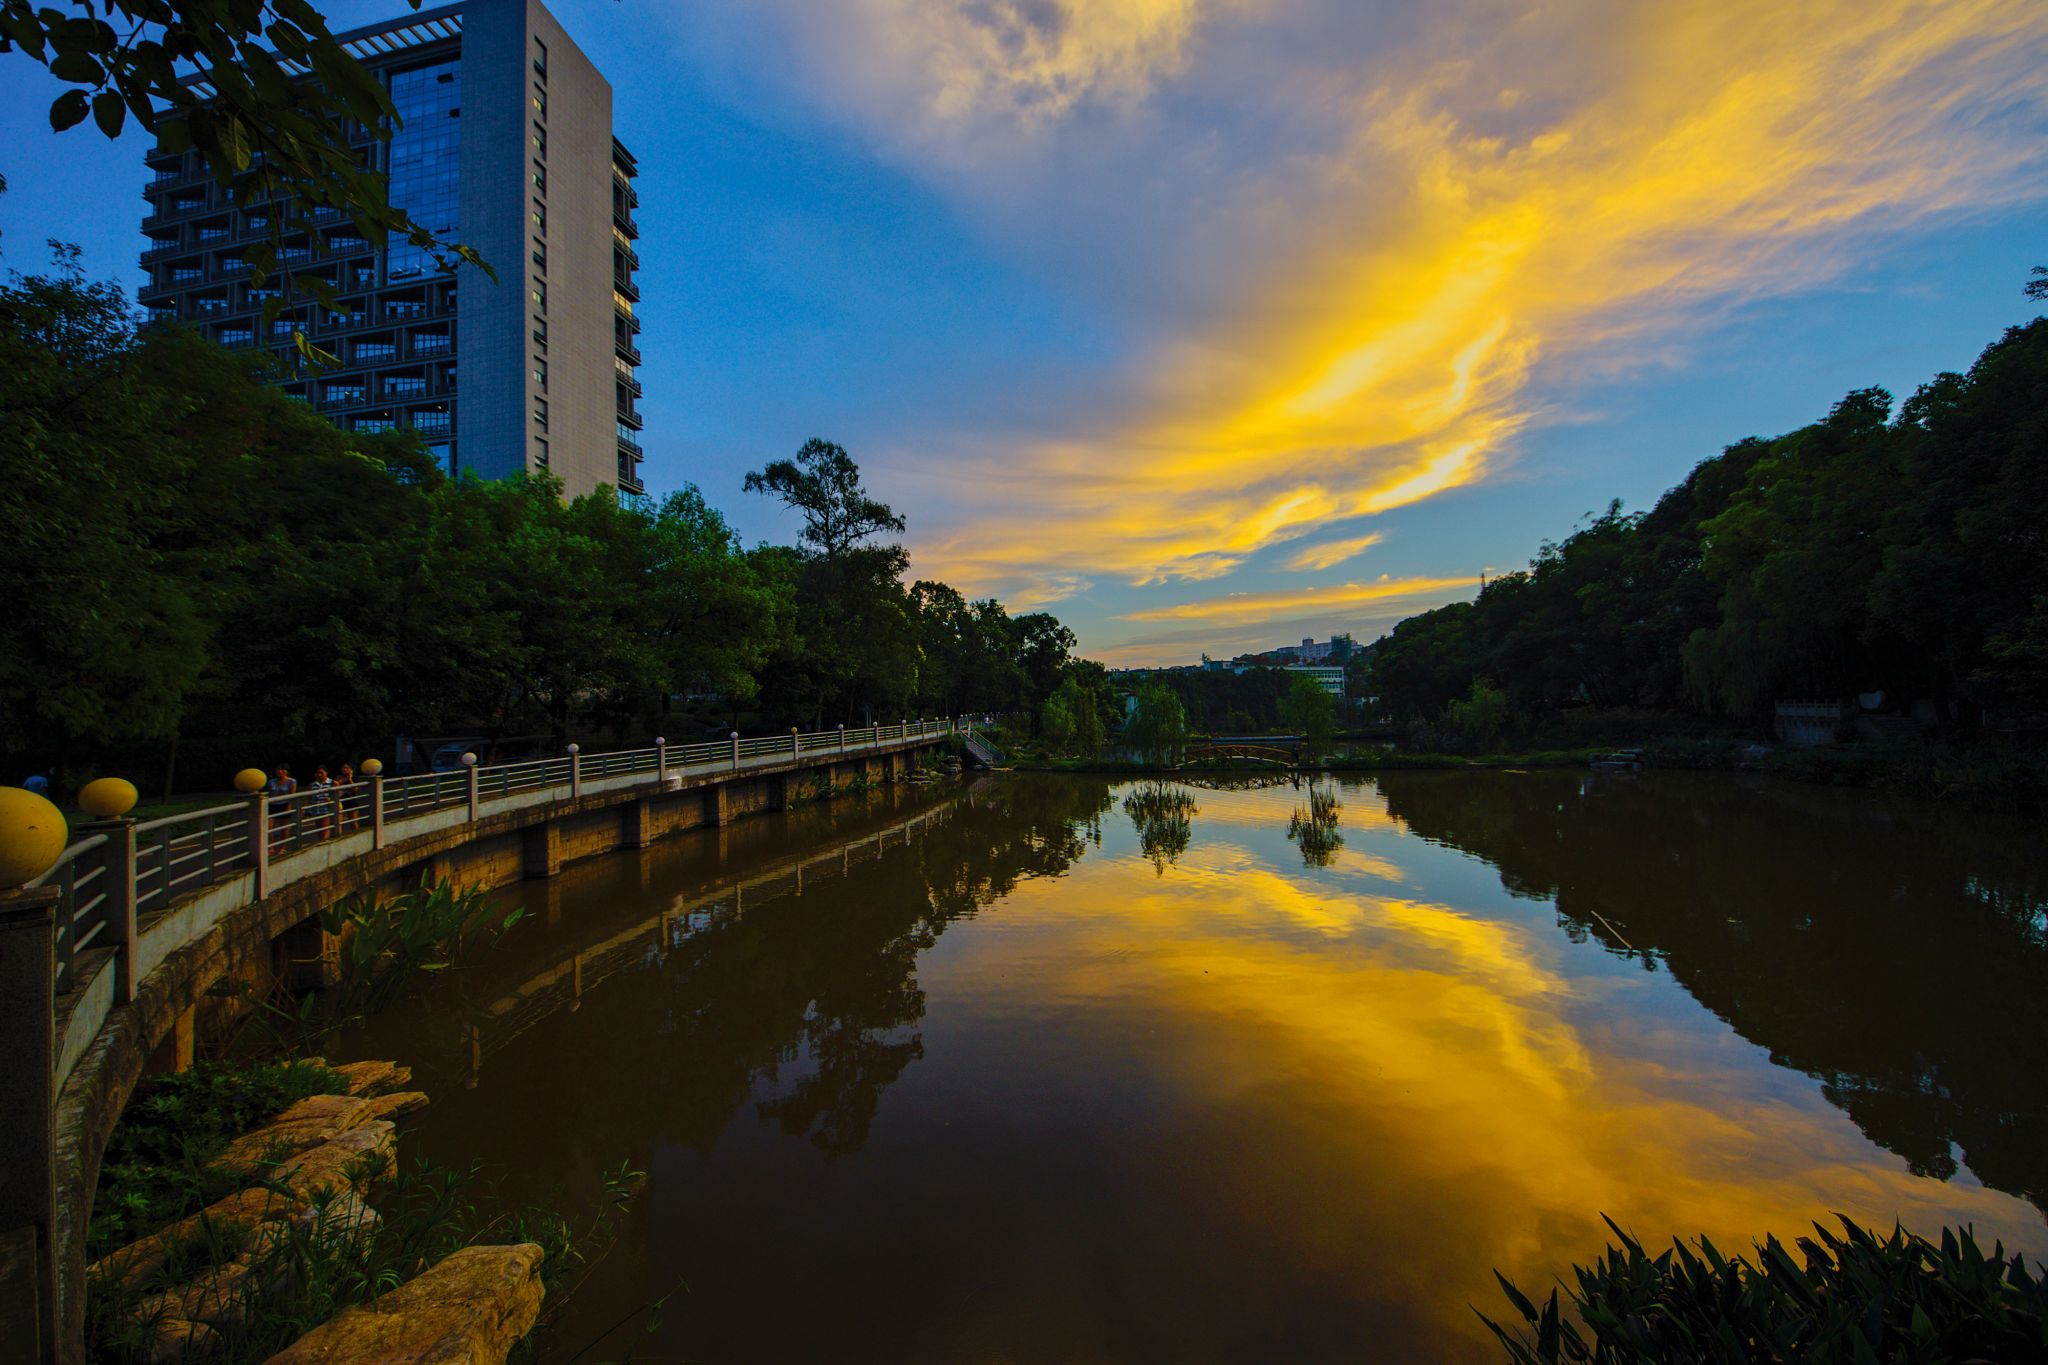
[308, 767, 336, 841]
[336, 763, 357, 833]
[266, 766, 298, 852]
[22, 772, 50, 797]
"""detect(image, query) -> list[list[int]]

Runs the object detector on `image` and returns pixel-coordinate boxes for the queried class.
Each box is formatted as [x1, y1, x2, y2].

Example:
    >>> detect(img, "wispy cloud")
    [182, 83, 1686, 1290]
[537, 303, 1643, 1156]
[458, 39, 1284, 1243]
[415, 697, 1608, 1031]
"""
[1122, 574, 1475, 625]
[1284, 532, 1385, 572]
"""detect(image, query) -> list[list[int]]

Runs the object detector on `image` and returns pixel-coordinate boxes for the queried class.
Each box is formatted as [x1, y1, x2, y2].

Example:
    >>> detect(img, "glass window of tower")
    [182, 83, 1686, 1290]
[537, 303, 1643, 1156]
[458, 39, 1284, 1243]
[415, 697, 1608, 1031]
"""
[386, 60, 460, 280]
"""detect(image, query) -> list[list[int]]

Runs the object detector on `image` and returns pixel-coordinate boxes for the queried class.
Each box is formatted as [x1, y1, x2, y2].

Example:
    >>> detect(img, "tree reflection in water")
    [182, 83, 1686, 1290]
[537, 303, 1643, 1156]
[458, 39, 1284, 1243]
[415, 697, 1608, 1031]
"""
[1371, 769, 2048, 1215]
[1287, 781, 1343, 866]
[1123, 782, 1199, 874]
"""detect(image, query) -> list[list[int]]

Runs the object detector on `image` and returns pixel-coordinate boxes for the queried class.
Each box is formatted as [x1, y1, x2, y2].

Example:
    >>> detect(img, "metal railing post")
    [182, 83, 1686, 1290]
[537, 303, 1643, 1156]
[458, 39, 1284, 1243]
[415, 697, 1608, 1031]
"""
[250, 794, 270, 899]
[791, 727, 801, 758]
[838, 723, 846, 753]
[730, 731, 740, 771]
[77, 819, 138, 1004]
[568, 744, 582, 799]
[464, 755, 480, 823]
[655, 737, 667, 784]
[370, 774, 386, 849]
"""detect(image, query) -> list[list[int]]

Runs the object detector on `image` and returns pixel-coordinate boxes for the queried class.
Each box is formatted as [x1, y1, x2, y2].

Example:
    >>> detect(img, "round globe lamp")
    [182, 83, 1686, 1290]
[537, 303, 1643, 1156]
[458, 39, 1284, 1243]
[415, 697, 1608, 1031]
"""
[0, 788, 69, 887]
[234, 768, 267, 794]
[77, 778, 138, 820]
[359, 759, 383, 777]
[460, 752, 477, 767]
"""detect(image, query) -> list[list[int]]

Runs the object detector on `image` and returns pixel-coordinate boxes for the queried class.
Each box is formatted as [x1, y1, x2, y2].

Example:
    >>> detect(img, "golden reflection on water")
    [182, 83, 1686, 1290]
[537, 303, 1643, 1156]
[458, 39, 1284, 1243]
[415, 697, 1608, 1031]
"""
[939, 774, 2045, 1357]
[354, 771, 2048, 1363]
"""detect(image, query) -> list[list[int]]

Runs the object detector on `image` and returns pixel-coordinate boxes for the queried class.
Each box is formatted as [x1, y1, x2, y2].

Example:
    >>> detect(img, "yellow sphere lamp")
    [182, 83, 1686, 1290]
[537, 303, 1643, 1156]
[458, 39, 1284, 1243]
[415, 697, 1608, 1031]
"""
[0, 788, 69, 887]
[359, 759, 384, 777]
[234, 768, 267, 794]
[78, 777, 138, 820]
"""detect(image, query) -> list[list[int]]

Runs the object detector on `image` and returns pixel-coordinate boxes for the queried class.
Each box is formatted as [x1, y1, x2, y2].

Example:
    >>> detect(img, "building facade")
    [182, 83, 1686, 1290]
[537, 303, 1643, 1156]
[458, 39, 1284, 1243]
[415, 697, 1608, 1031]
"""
[137, 0, 644, 497]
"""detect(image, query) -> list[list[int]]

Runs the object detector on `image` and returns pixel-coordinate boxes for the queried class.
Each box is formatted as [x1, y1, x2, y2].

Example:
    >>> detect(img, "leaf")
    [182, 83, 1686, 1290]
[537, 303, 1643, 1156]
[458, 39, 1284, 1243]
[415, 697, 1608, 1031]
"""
[90, 89, 122, 137]
[48, 88, 88, 130]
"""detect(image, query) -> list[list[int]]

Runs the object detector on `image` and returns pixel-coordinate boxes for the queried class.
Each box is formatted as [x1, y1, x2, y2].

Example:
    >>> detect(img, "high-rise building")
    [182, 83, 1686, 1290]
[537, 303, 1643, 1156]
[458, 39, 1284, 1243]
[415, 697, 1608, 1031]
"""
[137, 0, 645, 497]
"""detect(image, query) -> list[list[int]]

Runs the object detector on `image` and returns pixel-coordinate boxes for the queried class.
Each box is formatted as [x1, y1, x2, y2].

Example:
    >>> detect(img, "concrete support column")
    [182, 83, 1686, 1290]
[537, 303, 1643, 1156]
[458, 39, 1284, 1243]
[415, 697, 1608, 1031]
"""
[619, 800, 651, 850]
[0, 886, 59, 1365]
[703, 783, 730, 829]
[464, 757, 480, 824]
[276, 916, 338, 991]
[521, 821, 563, 880]
[369, 775, 386, 850]
[729, 732, 740, 771]
[567, 745, 582, 800]
[768, 773, 790, 813]
[654, 737, 667, 786]
[75, 821, 137, 1005]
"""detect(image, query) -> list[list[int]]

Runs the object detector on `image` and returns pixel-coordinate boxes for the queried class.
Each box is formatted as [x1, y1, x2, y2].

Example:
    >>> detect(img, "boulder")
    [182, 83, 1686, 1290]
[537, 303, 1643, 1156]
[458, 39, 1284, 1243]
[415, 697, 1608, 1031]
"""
[271, 1122, 398, 1198]
[215, 1094, 379, 1174]
[143, 1315, 215, 1363]
[91, 1187, 288, 1292]
[263, 1243, 545, 1365]
[331, 1059, 412, 1096]
[363, 1090, 430, 1122]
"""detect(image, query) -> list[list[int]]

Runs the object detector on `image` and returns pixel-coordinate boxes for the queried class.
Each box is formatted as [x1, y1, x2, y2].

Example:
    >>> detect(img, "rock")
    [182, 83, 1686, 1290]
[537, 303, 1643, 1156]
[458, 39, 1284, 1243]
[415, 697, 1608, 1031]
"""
[143, 1315, 215, 1363]
[288, 1190, 381, 1252]
[363, 1090, 430, 1122]
[215, 1095, 379, 1174]
[91, 1187, 288, 1292]
[135, 1253, 272, 1327]
[270, 1122, 398, 1198]
[263, 1243, 546, 1365]
[331, 1059, 412, 1096]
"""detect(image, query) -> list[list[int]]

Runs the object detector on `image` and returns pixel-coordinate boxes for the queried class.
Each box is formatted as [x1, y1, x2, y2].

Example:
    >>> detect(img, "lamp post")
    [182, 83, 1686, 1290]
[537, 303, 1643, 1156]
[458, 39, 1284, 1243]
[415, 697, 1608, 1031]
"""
[566, 744, 582, 799]
[360, 758, 385, 848]
[461, 752, 479, 823]
[75, 779, 138, 1004]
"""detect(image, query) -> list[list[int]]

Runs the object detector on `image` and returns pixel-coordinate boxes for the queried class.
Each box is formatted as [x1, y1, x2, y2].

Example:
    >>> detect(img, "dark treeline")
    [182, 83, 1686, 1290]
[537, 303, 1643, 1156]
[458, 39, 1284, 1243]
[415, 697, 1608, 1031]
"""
[1369, 308, 2048, 740]
[0, 261, 1090, 792]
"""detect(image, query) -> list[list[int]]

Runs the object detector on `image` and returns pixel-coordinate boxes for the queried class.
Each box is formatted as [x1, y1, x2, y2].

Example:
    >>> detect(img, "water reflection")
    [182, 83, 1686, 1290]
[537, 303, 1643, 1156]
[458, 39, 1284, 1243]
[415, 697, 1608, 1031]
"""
[1287, 781, 1343, 866]
[336, 770, 2047, 1363]
[1123, 782, 1199, 873]
[1373, 769, 2048, 1214]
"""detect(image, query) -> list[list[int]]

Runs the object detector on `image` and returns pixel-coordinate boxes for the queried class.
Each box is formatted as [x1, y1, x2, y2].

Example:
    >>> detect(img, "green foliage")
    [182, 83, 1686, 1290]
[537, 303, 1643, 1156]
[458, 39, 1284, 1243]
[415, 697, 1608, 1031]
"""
[0, 269, 1076, 786]
[1483, 1216, 2048, 1364]
[1124, 681, 1190, 765]
[320, 879, 523, 1014]
[1278, 674, 1338, 756]
[1123, 782, 1197, 872]
[1041, 674, 1109, 757]
[1369, 310, 2048, 748]
[1448, 679, 1511, 748]
[1286, 783, 1342, 865]
[89, 1059, 346, 1254]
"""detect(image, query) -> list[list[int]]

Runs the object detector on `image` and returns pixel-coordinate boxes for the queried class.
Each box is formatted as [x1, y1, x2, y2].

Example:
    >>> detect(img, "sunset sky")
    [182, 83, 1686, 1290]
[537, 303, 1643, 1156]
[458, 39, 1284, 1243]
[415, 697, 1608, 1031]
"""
[3, 0, 2045, 665]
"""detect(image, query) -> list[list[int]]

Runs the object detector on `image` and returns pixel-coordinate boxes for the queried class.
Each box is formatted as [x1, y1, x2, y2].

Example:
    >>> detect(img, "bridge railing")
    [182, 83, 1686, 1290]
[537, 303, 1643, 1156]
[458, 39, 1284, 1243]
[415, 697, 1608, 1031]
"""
[34, 718, 974, 1008]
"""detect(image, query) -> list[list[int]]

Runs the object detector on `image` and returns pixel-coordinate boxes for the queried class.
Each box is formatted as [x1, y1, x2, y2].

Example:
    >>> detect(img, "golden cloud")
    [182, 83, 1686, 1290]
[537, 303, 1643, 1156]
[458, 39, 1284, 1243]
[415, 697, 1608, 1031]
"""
[896, 0, 2048, 597]
[1121, 574, 1476, 624]
[1283, 532, 1385, 572]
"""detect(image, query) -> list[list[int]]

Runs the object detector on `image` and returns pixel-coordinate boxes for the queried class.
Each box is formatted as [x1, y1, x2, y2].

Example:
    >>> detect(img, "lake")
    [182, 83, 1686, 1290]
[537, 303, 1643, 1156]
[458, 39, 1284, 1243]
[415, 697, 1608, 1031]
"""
[344, 770, 2048, 1362]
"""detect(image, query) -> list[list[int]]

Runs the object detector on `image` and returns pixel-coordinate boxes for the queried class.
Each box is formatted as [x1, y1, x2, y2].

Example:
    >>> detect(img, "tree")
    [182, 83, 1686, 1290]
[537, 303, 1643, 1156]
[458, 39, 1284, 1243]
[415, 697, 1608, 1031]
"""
[744, 439, 906, 561]
[2, 0, 489, 348]
[1124, 681, 1188, 766]
[1041, 675, 1106, 757]
[1278, 673, 1337, 757]
[1446, 679, 1509, 749]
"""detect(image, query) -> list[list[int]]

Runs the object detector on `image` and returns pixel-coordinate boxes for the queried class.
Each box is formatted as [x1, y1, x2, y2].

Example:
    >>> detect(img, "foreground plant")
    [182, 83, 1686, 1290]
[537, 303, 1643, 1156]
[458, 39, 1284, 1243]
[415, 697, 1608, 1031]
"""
[1483, 1215, 2048, 1363]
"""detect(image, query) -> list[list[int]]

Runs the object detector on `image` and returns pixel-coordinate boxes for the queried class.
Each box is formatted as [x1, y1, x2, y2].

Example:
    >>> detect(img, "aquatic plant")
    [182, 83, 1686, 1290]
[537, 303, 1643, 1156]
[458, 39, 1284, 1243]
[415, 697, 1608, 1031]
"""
[1483, 1215, 2048, 1363]
[1286, 784, 1343, 867]
[1123, 783, 1198, 873]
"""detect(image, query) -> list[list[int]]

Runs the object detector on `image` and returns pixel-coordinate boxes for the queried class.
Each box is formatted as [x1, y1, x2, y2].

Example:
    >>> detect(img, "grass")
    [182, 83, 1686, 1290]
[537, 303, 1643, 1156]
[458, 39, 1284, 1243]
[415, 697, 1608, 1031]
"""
[1483, 1216, 2048, 1363]
[88, 1058, 347, 1256]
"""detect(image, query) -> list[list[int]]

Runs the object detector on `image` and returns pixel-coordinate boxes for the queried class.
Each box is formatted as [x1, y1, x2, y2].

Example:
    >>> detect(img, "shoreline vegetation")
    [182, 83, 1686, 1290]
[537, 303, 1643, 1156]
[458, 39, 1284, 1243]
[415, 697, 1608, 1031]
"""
[997, 735, 2047, 810]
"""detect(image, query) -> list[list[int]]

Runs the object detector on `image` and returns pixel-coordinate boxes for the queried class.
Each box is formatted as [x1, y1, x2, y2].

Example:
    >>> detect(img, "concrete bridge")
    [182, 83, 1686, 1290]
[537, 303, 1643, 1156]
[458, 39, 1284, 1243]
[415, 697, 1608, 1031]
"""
[0, 719, 971, 1362]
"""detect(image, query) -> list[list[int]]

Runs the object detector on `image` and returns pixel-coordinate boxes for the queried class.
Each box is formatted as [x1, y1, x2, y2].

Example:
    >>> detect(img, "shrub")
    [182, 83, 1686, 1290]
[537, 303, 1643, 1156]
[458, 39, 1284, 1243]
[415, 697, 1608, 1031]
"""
[1484, 1216, 2048, 1363]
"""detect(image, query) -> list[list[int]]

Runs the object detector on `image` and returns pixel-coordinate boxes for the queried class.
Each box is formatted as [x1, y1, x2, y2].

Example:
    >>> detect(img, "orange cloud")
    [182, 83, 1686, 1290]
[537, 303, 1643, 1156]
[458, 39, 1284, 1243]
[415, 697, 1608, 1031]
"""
[1121, 574, 1476, 624]
[1283, 532, 1385, 572]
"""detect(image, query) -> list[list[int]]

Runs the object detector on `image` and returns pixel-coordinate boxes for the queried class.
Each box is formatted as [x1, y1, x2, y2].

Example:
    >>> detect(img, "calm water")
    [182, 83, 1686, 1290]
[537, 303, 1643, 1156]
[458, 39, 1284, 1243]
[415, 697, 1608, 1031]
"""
[344, 771, 2048, 1362]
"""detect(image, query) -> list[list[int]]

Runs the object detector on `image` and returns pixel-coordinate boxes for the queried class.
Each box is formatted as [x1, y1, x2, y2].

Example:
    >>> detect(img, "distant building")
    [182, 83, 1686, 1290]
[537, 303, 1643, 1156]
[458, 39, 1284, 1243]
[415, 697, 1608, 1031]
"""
[137, 0, 645, 497]
[1284, 665, 1345, 699]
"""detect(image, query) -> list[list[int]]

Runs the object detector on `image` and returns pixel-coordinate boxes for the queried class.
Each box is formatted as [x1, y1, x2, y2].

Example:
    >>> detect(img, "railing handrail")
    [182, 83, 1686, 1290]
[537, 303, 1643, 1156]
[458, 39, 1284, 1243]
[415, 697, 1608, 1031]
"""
[26, 833, 111, 889]
[132, 802, 247, 835]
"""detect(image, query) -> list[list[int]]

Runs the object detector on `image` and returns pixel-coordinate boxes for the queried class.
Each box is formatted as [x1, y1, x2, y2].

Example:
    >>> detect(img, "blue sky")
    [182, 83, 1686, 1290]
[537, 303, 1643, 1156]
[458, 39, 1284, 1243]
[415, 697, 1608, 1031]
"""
[3, 0, 2044, 665]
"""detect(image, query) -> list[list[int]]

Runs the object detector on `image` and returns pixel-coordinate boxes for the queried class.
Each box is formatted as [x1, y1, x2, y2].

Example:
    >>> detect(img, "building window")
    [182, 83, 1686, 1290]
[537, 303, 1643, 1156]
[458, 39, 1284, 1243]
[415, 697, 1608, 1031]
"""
[384, 373, 427, 397]
[427, 441, 454, 474]
[532, 318, 547, 348]
[218, 324, 253, 346]
[531, 201, 546, 234]
[532, 162, 546, 194]
[246, 286, 280, 303]
[532, 359, 547, 390]
[532, 88, 546, 119]
[533, 398, 548, 430]
[272, 318, 299, 339]
[531, 282, 546, 313]
[386, 58, 461, 279]
[323, 381, 366, 404]
[413, 331, 452, 355]
[196, 224, 229, 241]
[169, 266, 202, 282]
[354, 414, 396, 434]
[532, 124, 546, 158]
[534, 437, 549, 467]
[534, 37, 547, 76]
[353, 339, 397, 363]
[385, 298, 426, 320]
[411, 408, 451, 435]
[532, 241, 546, 271]
[193, 295, 229, 314]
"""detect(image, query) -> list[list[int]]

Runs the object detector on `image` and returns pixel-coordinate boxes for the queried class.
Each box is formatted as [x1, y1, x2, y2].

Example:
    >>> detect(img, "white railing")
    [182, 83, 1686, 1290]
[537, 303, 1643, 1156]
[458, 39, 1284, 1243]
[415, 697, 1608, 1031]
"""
[38, 718, 973, 1004]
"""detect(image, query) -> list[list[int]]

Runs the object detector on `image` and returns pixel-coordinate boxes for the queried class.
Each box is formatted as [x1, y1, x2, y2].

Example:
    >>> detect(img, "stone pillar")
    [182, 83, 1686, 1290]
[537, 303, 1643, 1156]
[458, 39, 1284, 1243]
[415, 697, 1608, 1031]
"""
[767, 774, 789, 813]
[703, 784, 730, 829]
[170, 1006, 195, 1073]
[369, 774, 386, 850]
[619, 800, 651, 850]
[521, 821, 562, 880]
[0, 887, 58, 1365]
[277, 916, 339, 991]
